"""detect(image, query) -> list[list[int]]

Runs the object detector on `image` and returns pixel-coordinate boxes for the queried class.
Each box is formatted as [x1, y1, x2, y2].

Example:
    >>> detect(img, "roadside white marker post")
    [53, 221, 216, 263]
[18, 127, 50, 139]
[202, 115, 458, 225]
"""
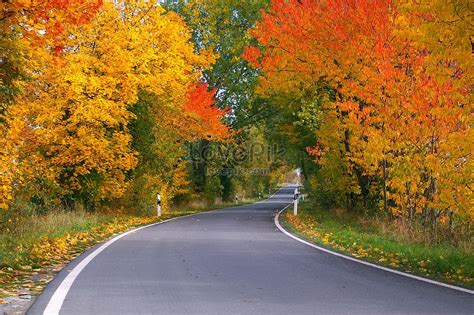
[293, 187, 299, 216]
[235, 195, 238, 205]
[156, 193, 162, 217]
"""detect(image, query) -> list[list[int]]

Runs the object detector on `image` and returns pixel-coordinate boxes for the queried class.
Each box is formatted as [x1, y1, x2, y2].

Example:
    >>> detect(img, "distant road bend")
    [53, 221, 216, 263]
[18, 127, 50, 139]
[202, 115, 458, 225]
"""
[29, 186, 473, 315]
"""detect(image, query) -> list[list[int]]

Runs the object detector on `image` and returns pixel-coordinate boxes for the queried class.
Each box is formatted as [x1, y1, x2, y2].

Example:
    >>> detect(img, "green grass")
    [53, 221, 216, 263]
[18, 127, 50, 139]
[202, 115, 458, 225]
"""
[282, 203, 474, 289]
[0, 211, 115, 268]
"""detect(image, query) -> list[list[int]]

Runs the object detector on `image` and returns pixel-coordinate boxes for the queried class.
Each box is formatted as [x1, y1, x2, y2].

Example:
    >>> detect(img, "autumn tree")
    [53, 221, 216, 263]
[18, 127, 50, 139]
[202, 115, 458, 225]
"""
[1, 0, 103, 209]
[245, 0, 473, 227]
[1, 1, 229, 211]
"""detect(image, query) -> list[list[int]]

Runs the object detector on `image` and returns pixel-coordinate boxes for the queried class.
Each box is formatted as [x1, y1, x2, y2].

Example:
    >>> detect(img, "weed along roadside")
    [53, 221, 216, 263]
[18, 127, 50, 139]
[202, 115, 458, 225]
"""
[279, 201, 474, 290]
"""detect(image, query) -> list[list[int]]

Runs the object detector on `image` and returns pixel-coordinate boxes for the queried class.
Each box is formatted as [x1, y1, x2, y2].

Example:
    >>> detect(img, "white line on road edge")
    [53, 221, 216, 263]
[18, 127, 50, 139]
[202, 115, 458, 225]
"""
[43, 209, 224, 315]
[274, 208, 474, 295]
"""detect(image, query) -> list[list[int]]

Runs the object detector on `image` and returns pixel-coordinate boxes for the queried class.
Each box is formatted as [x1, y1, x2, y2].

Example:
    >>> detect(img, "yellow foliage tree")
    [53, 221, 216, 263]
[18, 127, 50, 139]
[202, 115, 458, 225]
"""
[1, 1, 221, 209]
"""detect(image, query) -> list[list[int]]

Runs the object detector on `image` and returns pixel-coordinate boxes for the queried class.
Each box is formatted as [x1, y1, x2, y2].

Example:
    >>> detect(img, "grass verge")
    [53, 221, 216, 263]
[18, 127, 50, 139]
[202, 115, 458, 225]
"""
[281, 203, 473, 289]
[0, 199, 256, 304]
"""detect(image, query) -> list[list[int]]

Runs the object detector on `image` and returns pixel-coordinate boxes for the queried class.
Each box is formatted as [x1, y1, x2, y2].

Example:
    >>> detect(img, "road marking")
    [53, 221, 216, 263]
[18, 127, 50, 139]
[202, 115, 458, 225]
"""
[42, 209, 224, 315]
[274, 208, 474, 295]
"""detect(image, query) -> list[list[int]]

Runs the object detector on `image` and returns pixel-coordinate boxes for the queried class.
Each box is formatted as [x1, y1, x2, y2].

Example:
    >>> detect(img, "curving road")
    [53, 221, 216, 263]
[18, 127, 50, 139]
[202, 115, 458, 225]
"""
[29, 186, 473, 314]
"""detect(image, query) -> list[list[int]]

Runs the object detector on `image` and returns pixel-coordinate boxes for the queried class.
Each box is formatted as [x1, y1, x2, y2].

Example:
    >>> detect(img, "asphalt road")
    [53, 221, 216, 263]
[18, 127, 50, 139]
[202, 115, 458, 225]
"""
[29, 186, 473, 314]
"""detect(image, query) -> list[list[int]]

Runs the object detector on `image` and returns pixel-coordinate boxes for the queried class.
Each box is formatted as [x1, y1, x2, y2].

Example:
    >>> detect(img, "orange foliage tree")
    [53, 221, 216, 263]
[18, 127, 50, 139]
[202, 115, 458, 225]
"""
[245, 0, 472, 224]
[183, 83, 230, 140]
[1, 0, 102, 36]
